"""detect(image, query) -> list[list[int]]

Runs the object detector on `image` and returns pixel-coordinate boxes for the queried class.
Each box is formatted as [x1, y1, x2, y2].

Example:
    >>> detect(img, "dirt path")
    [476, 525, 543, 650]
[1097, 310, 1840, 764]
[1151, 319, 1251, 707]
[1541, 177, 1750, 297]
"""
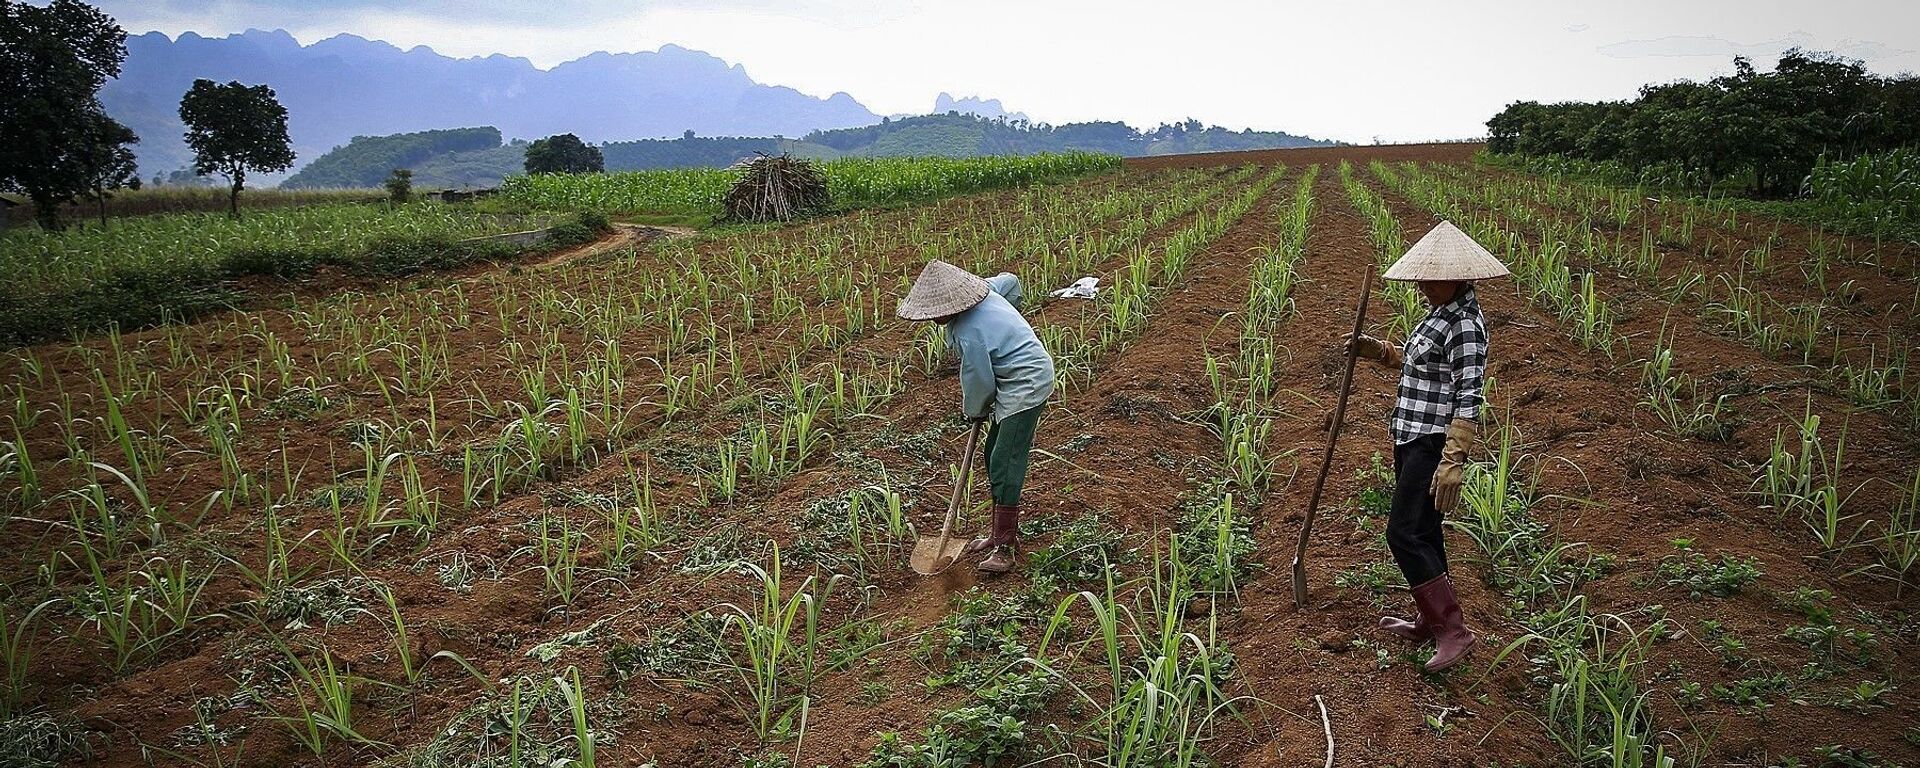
[521, 223, 691, 271]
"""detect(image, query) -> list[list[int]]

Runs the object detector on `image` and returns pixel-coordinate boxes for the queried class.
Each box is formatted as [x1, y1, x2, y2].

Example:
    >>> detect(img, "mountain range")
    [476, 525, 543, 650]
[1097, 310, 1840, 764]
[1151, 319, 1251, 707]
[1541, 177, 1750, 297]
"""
[102, 29, 879, 179]
[101, 29, 1332, 185]
[281, 114, 1337, 190]
[932, 93, 1027, 123]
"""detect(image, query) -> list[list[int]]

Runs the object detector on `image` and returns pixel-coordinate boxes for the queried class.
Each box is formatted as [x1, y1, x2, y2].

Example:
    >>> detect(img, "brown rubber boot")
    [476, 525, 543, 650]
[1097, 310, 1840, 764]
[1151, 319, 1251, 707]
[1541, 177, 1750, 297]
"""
[1413, 574, 1475, 672]
[972, 505, 1020, 573]
[977, 544, 1020, 573]
[964, 504, 1019, 555]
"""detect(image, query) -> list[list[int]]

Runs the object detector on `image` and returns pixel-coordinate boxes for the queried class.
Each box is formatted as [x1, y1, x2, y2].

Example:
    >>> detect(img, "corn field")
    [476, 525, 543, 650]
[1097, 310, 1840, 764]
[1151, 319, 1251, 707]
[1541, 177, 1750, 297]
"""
[499, 152, 1123, 215]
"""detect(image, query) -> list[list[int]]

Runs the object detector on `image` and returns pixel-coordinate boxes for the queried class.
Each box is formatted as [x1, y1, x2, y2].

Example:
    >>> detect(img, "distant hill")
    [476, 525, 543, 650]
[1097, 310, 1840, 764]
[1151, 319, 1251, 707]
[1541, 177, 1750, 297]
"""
[288, 114, 1336, 189]
[101, 29, 880, 181]
[807, 114, 1334, 158]
[283, 127, 503, 188]
[285, 129, 834, 189]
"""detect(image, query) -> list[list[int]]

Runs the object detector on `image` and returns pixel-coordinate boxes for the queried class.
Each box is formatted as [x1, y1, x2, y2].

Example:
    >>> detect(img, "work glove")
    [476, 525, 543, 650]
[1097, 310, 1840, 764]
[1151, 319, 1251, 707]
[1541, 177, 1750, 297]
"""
[1430, 419, 1478, 513]
[1343, 332, 1402, 369]
[965, 414, 989, 425]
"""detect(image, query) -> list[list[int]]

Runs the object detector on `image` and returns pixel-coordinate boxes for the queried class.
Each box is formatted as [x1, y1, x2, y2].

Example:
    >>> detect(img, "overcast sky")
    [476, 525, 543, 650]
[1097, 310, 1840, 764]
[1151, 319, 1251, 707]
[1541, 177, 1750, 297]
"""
[93, 0, 1920, 143]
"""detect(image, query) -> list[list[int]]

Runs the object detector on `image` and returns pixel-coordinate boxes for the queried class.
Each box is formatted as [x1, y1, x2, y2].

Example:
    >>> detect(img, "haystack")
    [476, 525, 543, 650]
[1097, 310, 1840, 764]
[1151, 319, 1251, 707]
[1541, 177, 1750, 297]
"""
[722, 152, 831, 222]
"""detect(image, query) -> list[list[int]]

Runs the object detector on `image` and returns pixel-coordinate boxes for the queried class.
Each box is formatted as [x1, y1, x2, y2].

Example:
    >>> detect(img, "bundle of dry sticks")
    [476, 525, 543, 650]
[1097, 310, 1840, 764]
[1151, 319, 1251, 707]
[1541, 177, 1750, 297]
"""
[722, 152, 831, 222]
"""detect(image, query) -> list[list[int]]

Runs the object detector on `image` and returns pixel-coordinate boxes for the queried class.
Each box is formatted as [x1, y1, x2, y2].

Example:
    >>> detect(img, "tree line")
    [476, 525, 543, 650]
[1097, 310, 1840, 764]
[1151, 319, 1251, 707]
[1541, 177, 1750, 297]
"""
[799, 113, 1330, 157]
[1486, 49, 1920, 197]
[1, 0, 295, 229]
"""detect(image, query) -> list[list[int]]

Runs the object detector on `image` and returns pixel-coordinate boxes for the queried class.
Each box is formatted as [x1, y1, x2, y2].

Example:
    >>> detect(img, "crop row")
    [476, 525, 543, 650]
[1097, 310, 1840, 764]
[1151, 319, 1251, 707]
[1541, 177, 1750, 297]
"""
[829, 165, 1287, 767]
[1362, 165, 1917, 766]
[1443, 163, 1896, 301]
[1346, 161, 1732, 767]
[324, 165, 1281, 766]
[1, 170, 1195, 552]
[1492, 150, 1920, 248]
[0, 167, 1236, 765]
[1387, 162, 1917, 428]
[306, 164, 1273, 765]
[0, 203, 600, 345]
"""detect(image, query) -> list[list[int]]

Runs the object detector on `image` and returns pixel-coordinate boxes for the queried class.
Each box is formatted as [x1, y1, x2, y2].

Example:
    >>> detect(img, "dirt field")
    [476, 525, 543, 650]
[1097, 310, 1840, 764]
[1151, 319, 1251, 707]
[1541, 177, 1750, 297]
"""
[3, 143, 1915, 767]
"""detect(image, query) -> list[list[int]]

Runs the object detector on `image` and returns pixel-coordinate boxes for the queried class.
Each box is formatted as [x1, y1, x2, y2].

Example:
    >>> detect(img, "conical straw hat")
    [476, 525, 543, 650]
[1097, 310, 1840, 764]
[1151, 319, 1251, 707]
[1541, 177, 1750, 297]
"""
[1383, 221, 1511, 281]
[897, 260, 992, 320]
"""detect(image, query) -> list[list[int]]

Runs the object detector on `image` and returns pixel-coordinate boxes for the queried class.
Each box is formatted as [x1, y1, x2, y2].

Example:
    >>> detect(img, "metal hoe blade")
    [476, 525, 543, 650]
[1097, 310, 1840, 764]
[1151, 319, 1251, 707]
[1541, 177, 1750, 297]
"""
[909, 534, 973, 575]
[911, 421, 984, 576]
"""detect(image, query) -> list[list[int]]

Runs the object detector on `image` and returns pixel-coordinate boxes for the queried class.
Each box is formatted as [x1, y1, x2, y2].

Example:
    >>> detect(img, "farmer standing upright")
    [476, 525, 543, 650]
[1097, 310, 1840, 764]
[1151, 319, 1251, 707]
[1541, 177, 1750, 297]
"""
[897, 260, 1055, 573]
[1344, 221, 1508, 672]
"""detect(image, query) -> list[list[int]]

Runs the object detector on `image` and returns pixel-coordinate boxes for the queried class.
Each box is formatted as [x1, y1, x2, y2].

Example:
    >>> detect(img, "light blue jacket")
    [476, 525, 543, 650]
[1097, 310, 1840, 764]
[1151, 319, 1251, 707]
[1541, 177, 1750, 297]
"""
[948, 274, 1054, 421]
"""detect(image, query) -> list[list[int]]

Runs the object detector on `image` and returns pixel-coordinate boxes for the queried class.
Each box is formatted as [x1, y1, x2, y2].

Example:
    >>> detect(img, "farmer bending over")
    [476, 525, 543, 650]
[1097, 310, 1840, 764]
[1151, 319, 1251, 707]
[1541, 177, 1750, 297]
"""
[1343, 221, 1507, 672]
[897, 260, 1055, 573]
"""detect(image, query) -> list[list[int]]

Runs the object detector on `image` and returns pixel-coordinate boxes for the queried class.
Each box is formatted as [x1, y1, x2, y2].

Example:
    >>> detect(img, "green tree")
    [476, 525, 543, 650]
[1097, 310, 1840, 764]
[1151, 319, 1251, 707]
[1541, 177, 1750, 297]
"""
[77, 111, 140, 225]
[1485, 50, 1920, 197]
[0, 0, 130, 231]
[179, 78, 296, 218]
[384, 168, 413, 203]
[524, 133, 604, 174]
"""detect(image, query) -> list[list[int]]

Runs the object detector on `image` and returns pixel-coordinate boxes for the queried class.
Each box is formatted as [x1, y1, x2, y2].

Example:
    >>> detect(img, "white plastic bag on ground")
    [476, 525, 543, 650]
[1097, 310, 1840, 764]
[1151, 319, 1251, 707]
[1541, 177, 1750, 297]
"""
[1049, 276, 1099, 299]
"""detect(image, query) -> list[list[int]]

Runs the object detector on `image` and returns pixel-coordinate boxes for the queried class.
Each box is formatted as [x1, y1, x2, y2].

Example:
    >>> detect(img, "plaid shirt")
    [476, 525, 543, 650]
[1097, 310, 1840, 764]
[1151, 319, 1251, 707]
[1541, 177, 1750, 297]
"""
[1391, 285, 1487, 445]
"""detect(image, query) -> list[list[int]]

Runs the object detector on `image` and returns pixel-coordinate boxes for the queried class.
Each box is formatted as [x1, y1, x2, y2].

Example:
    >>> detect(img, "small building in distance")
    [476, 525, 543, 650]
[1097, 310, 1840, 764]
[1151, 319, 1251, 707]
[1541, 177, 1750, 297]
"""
[424, 188, 500, 204]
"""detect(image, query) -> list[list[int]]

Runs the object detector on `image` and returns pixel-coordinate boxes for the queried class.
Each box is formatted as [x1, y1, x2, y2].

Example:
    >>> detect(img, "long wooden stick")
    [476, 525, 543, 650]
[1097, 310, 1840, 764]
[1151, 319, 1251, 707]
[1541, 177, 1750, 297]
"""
[1315, 694, 1335, 768]
[1292, 270, 1374, 609]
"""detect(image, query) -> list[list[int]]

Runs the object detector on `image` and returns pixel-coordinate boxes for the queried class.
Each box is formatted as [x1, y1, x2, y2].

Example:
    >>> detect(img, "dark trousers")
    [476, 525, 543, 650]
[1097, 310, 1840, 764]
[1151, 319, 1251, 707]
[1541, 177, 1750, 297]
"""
[1388, 432, 1449, 587]
[983, 404, 1044, 507]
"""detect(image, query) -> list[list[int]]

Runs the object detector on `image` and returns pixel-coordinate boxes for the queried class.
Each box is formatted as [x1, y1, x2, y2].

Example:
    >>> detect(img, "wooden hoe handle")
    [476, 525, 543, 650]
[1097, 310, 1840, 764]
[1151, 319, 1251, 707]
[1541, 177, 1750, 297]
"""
[1292, 270, 1374, 609]
[938, 420, 984, 542]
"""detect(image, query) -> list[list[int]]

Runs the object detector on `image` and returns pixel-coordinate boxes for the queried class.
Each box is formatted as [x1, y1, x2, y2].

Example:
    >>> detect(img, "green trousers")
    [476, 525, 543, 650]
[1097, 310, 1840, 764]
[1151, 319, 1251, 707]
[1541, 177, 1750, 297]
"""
[983, 404, 1044, 507]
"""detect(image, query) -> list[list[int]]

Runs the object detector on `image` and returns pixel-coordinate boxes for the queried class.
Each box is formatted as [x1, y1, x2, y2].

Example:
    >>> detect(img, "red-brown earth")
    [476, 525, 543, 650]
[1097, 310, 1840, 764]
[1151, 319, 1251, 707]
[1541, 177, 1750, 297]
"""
[2, 142, 1915, 768]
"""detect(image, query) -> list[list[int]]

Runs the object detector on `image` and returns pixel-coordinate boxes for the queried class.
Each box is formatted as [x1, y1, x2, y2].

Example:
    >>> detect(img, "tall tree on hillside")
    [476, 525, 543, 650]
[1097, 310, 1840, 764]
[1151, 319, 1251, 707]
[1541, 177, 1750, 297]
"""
[78, 111, 141, 225]
[0, 0, 130, 231]
[179, 78, 295, 218]
[525, 133, 604, 174]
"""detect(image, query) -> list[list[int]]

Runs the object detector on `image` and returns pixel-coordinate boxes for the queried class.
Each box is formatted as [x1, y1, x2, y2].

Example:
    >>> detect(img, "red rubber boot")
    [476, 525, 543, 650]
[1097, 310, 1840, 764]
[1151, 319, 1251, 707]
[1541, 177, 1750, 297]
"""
[1413, 574, 1475, 672]
[973, 505, 1021, 573]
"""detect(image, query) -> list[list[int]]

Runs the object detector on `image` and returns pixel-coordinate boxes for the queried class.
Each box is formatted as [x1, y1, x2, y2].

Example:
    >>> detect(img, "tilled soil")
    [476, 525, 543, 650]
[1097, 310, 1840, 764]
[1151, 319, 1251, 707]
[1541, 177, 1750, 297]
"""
[5, 143, 1916, 768]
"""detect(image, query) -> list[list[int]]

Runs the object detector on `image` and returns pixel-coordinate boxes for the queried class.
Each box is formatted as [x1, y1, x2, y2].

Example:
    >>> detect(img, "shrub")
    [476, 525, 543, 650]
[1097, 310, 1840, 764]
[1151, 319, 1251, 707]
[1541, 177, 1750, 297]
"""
[542, 210, 611, 247]
[385, 168, 413, 203]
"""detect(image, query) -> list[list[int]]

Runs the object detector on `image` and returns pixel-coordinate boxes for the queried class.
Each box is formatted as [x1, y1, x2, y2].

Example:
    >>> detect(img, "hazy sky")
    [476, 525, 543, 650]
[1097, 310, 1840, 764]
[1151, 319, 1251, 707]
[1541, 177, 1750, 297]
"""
[95, 0, 1920, 143]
